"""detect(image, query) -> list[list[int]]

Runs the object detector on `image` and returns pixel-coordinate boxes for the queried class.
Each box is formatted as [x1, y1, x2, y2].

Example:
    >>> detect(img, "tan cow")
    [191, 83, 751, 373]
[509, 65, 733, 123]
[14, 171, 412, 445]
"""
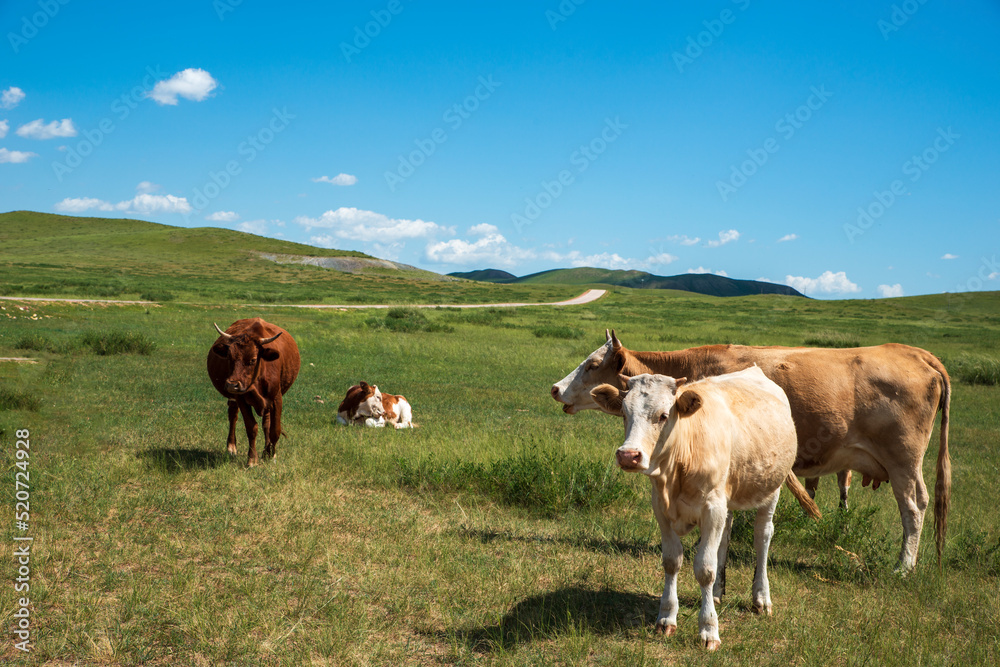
[592, 368, 819, 650]
[378, 389, 415, 429]
[553, 330, 951, 572]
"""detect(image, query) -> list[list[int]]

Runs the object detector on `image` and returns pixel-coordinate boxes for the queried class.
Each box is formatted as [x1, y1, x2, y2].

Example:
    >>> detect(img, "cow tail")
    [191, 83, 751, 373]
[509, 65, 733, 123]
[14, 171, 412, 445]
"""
[934, 362, 952, 567]
[785, 473, 822, 520]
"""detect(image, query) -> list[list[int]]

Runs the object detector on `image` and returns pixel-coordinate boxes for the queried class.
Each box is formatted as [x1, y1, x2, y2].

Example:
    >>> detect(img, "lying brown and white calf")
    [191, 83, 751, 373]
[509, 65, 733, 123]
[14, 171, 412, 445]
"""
[336, 382, 414, 428]
[592, 367, 819, 650]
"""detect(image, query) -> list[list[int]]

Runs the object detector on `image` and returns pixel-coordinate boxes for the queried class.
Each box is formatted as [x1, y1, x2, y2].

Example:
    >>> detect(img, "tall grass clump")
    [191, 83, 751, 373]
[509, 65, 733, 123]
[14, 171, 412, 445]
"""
[80, 330, 157, 355]
[803, 331, 862, 348]
[0, 387, 41, 411]
[14, 333, 54, 351]
[366, 307, 454, 333]
[533, 325, 583, 340]
[946, 354, 1000, 385]
[139, 290, 175, 302]
[396, 449, 633, 515]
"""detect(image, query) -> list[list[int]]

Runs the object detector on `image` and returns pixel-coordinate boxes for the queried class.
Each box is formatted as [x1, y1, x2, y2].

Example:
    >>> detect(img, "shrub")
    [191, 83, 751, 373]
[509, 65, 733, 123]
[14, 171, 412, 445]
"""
[533, 325, 583, 340]
[80, 330, 156, 355]
[0, 387, 41, 411]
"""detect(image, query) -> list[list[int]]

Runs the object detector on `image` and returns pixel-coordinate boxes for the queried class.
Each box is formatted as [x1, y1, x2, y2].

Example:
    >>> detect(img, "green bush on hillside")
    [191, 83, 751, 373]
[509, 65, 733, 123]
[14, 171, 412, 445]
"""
[80, 330, 157, 355]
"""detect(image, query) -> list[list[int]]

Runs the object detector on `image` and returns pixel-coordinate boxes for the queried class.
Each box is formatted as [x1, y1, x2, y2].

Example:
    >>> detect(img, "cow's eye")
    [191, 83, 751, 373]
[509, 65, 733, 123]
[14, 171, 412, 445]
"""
[658, 412, 668, 423]
[586, 361, 599, 371]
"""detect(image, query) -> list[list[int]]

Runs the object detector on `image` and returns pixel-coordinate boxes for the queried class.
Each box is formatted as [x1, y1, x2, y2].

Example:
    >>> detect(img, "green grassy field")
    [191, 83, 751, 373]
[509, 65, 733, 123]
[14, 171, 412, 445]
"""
[1, 261, 998, 664]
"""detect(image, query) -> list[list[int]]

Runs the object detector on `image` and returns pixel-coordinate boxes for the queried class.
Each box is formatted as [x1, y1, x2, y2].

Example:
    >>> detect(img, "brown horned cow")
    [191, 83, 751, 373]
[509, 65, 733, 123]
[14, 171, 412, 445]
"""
[207, 318, 300, 466]
[552, 330, 951, 573]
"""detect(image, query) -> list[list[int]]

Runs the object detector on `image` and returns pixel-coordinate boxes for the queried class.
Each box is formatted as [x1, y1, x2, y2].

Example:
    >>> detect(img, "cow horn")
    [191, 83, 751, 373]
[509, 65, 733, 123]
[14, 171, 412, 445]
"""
[610, 329, 622, 351]
[605, 328, 612, 343]
[213, 323, 233, 340]
[259, 331, 283, 345]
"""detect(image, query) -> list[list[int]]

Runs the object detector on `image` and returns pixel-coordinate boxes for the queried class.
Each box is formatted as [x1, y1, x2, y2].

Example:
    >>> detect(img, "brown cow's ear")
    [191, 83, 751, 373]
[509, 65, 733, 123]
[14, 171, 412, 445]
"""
[674, 377, 687, 388]
[259, 346, 280, 362]
[211, 343, 229, 358]
[676, 390, 702, 416]
[359, 381, 369, 390]
[591, 384, 624, 416]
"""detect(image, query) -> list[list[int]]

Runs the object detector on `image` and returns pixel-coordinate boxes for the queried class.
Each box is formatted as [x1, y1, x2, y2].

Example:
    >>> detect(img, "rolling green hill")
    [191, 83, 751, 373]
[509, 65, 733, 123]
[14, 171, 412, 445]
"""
[0, 211, 580, 305]
[450, 266, 807, 298]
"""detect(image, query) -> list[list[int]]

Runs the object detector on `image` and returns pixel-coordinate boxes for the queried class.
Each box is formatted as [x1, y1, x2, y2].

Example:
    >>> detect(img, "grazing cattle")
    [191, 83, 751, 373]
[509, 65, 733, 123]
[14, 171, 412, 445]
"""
[592, 368, 820, 650]
[553, 330, 952, 572]
[337, 382, 385, 425]
[207, 318, 300, 467]
[378, 389, 415, 429]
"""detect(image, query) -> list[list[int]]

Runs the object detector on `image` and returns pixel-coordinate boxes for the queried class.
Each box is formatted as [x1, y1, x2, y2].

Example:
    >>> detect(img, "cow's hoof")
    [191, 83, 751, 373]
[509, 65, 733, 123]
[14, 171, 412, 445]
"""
[751, 603, 772, 616]
[704, 639, 721, 651]
[713, 596, 721, 605]
[655, 622, 676, 636]
[247, 459, 258, 468]
[227, 444, 237, 456]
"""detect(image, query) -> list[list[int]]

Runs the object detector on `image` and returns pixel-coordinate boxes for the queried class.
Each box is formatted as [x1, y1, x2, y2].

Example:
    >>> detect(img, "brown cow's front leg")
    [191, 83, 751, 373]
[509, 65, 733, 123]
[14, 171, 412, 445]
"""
[261, 408, 273, 459]
[236, 399, 260, 467]
[266, 394, 283, 460]
[226, 400, 239, 456]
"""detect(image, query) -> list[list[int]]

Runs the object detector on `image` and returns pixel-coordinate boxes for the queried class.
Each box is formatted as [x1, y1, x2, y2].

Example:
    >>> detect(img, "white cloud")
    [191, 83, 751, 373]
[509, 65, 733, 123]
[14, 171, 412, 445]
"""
[16, 118, 77, 139]
[777, 233, 798, 242]
[1, 87, 25, 109]
[53, 193, 192, 215]
[941, 253, 959, 260]
[667, 234, 700, 246]
[238, 219, 269, 235]
[687, 266, 729, 276]
[540, 250, 677, 272]
[135, 181, 160, 194]
[312, 173, 357, 186]
[0, 147, 37, 163]
[0, 120, 8, 138]
[54, 197, 115, 213]
[294, 207, 453, 242]
[785, 271, 861, 295]
[148, 68, 218, 105]
[988, 272, 999, 280]
[206, 211, 239, 222]
[425, 233, 536, 267]
[877, 283, 904, 298]
[468, 223, 499, 236]
[373, 242, 404, 261]
[705, 229, 740, 248]
[126, 193, 191, 215]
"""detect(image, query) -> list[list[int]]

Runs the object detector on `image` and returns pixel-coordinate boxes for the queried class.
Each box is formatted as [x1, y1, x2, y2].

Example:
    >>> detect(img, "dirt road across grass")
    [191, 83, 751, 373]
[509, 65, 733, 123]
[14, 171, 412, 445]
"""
[0, 289, 607, 309]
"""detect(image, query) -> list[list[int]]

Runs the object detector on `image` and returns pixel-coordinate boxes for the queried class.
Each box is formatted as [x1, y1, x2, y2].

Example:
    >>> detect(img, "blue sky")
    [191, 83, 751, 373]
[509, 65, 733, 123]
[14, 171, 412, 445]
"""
[2, 0, 998, 298]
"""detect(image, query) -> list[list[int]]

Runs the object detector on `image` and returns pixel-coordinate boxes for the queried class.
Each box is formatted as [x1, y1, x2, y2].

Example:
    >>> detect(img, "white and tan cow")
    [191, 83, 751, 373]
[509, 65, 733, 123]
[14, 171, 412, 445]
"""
[337, 382, 385, 426]
[553, 330, 952, 572]
[336, 382, 415, 429]
[377, 389, 415, 429]
[592, 368, 820, 650]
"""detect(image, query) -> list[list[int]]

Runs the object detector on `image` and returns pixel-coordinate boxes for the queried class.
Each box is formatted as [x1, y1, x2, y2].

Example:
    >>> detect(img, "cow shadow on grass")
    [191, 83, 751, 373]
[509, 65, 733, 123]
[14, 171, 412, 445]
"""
[137, 448, 232, 473]
[424, 585, 673, 654]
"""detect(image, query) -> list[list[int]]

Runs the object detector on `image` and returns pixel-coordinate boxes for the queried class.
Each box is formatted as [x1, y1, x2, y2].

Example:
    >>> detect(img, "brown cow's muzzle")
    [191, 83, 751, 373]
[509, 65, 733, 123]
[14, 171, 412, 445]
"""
[225, 381, 248, 394]
[616, 449, 643, 470]
[551, 385, 575, 413]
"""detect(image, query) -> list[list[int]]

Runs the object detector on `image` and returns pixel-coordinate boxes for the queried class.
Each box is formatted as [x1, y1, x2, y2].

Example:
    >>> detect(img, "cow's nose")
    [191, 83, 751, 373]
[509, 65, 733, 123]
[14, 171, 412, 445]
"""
[616, 449, 642, 469]
[226, 382, 242, 393]
[550, 385, 561, 400]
